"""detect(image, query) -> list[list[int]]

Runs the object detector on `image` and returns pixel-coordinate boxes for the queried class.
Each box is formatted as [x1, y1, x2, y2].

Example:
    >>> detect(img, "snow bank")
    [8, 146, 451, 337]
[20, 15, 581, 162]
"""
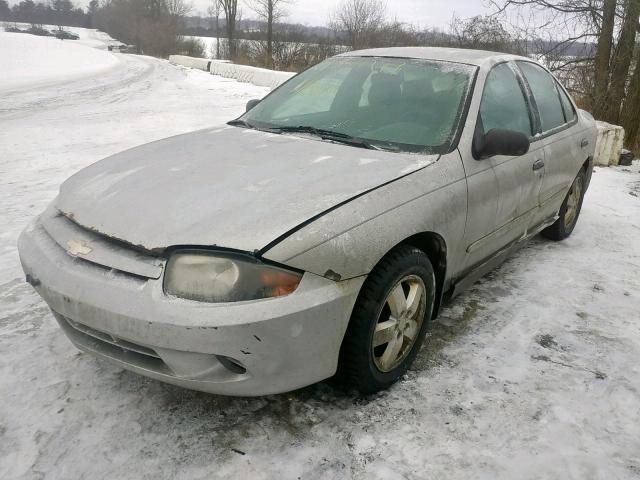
[169, 55, 212, 71]
[209, 60, 296, 89]
[0, 31, 120, 92]
[594, 121, 625, 166]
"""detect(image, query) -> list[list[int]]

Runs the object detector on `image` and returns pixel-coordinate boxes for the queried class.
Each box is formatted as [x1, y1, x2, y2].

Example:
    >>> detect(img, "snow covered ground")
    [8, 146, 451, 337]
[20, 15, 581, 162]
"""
[0, 32, 120, 93]
[1, 31, 640, 480]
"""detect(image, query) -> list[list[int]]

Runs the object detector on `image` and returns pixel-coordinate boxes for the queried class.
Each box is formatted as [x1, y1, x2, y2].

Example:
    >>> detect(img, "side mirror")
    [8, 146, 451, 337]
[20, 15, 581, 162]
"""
[246, 99, 261, 112]
[474, 128, 530, 159]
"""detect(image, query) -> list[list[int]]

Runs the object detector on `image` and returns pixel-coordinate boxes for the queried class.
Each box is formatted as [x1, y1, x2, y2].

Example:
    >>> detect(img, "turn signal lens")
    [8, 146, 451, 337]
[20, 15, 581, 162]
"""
[261, 270, 302, 297]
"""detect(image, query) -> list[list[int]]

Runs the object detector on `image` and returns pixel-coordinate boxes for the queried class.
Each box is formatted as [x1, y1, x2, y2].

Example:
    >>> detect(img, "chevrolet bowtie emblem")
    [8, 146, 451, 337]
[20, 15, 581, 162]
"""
[66, 239, 92, 256]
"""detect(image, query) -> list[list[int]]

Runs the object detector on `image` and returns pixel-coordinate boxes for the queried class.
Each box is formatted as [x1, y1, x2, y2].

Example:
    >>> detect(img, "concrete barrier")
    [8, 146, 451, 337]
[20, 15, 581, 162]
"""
[594, 121, 625, 166]
[209, 60, 296, 89]
[169, 55, 212, 72]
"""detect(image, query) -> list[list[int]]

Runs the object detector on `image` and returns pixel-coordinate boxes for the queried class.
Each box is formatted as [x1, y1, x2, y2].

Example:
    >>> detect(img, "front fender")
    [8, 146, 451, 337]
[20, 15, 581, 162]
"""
[262, 151, 468, 281]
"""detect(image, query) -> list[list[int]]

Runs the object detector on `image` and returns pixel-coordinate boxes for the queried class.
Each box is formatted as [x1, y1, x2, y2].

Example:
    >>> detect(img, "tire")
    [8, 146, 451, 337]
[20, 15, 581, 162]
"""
[336, 245, 436, 394]
[541, 168, 587, 241]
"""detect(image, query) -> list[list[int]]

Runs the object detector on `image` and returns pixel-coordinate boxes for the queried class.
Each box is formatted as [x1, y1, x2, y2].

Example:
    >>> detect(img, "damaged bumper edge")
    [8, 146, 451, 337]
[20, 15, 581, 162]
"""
[17, 219, 365, 396]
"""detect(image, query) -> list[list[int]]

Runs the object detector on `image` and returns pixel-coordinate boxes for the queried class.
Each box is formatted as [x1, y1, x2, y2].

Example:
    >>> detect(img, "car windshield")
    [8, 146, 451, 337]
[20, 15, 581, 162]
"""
[240, 56, 476, 154]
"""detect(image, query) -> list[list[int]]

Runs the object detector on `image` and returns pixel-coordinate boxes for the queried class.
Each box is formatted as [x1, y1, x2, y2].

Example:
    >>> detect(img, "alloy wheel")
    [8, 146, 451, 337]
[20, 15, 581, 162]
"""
[372, 275, 427, 372]
[564, 175, 584, 227]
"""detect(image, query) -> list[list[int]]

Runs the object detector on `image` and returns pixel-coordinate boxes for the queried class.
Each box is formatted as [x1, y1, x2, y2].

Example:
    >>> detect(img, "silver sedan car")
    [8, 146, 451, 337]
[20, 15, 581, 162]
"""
[18, 47, 597, 395]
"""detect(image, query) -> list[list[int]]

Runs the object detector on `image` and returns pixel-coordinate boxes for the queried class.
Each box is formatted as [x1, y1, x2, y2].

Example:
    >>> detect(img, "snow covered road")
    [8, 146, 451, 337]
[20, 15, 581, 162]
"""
[2, 36, 640, 480]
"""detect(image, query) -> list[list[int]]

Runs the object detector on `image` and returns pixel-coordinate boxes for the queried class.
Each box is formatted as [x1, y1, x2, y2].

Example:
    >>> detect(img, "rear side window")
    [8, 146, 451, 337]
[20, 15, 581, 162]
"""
[518, 62, 566, 132]
[479, 63, 532, 137]
[557, 83, 577, 123]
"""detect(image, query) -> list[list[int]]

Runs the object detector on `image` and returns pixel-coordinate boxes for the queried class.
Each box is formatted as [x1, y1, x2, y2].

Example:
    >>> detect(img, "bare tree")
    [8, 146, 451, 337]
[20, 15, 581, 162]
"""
[0, 0, 10, 19]
[330, 0, 386, 50]
[51, 0, 73, 27]
[95, 0, 192, 57]
[592, 0, 617, 116]
[621, 45, 640, 150]
[603, 0, 640, 123]
[219, 0, 238, 60]
[488, 1, 603, 61]
[167, 0, 192, 31]
[450, 14, 522, 54]
[489, 0, 640, 150]
[247, 0, 291, 68]
[376, 19, 421, 47]
[207, 0, 222, 59]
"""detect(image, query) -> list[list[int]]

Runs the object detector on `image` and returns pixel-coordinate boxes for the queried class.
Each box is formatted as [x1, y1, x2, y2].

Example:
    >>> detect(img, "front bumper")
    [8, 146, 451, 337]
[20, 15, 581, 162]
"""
[17, 218, 365, 396]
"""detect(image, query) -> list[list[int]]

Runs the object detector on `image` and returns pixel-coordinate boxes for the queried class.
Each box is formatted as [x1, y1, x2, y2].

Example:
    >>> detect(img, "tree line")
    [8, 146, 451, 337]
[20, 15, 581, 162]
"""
[0, 0, 94, 28]
[191, 1, 531, 70]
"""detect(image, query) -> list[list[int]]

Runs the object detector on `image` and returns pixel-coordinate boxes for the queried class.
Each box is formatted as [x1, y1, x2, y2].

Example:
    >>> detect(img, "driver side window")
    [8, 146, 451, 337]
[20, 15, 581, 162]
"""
[479, 63, 533, 137]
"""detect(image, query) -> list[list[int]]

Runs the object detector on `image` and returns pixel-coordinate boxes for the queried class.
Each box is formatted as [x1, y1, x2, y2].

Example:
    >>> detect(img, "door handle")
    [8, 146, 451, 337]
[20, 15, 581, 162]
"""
[532, 159, 545, 171]
[581, 138, 589, 148]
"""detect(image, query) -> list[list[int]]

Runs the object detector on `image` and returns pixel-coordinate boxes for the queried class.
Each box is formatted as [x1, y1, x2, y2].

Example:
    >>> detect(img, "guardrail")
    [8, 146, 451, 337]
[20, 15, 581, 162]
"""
[168, 55, 212, 72]
[209, 60, 295, 89]
[168, 55, 296, 89]
[594, 121, 625, 166]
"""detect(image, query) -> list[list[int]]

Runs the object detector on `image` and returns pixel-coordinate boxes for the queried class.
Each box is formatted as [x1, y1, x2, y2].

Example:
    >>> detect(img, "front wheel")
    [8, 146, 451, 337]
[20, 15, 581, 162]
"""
[541, 168, 586, 241]
[336, 245, 436, 393]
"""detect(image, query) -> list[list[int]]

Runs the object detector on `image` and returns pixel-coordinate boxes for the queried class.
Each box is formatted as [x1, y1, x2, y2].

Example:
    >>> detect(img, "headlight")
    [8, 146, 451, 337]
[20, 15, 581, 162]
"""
[163, 250, 302, 303]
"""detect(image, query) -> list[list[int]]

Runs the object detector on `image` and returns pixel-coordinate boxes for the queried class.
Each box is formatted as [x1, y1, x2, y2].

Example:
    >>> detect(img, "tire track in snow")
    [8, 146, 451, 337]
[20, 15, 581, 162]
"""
[0, 54, 156, 120]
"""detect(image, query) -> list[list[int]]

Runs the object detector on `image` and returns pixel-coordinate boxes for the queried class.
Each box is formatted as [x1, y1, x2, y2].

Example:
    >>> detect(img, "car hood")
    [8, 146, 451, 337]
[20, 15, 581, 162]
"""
[56, 126, 437, 253]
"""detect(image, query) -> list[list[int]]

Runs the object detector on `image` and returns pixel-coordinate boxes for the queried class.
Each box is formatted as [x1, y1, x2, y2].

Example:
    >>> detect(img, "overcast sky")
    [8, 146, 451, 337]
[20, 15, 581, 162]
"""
[194, 0, 494, 29]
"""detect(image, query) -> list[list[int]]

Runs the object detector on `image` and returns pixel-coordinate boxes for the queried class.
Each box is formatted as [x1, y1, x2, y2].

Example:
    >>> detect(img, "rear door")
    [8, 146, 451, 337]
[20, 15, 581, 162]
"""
[516, 61, 583, 226]
[459, 61, 544, 270]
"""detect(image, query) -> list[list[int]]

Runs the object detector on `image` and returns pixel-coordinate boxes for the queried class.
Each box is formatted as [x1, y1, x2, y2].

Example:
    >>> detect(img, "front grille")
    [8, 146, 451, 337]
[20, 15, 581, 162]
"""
[40, 207, 164, 280]
[55, 314, 172, 375]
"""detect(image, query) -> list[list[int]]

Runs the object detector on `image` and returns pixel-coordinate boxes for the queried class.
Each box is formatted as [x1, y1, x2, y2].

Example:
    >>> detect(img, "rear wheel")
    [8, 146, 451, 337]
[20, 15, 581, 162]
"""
[541, 169, 586, 241]
[336, 245, 436, 393]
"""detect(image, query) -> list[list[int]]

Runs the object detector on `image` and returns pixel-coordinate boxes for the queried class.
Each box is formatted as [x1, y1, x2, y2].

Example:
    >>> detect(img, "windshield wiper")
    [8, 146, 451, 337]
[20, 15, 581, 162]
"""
[268, 125, 378, 150]
[269, 125, 350, 137]
[229, 122, 393, 151]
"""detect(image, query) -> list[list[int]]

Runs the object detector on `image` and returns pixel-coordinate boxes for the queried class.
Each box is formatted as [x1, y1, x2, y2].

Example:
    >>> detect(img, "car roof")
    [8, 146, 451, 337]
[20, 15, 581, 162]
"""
[339, 47, 531, 68]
